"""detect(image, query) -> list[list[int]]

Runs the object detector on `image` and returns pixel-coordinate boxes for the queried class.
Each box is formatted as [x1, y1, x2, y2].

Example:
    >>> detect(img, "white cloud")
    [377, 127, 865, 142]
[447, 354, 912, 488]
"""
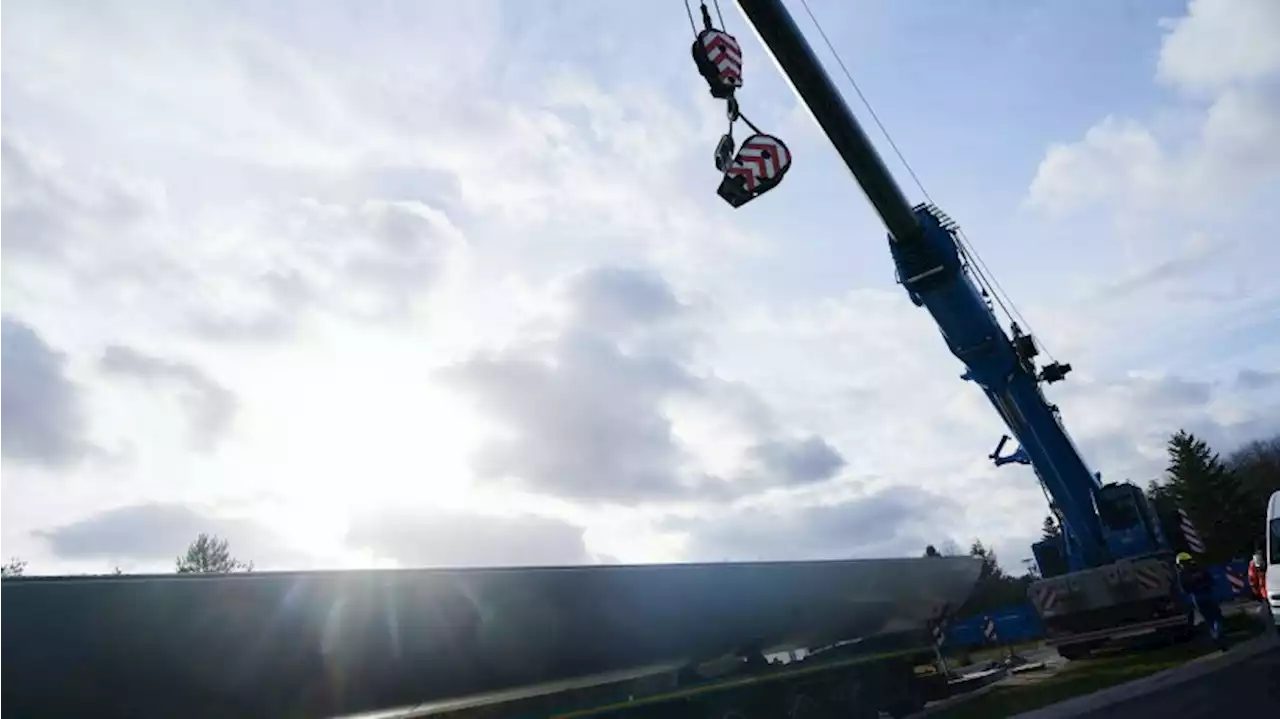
[438, 265, 848, 504]
[346, 508, 597, 568]
[1028, 0, 1280, 219]
[1156, 0, 1280, 95]
[1, 316, 94, 467]
[35, 502, 307, 571]
[667, 485, 964, 563]
[99, 345, 238, 451]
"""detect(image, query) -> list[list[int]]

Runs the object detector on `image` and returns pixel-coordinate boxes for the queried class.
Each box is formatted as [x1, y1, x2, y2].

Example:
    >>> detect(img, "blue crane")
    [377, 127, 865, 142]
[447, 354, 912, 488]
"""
[704, 0, 1190, 656]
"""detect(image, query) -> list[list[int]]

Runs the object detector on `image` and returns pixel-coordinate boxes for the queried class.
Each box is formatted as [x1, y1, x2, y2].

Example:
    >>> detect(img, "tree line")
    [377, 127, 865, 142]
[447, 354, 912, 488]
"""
[927, 428, 1280, 616]
[1, 532, 253, 579]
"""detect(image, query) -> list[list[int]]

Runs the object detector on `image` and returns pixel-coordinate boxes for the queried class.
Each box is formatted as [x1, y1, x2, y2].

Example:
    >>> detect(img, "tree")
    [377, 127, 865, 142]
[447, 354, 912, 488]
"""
[1164, 430, 1255, 563]
[955, 538, 1033, 616]
[1, 557, 27, 578]
[1225, 434, 1280, 521]
[969, 539, 1005, 581]
[176, 533, 253, 574]
[1040, 515, 1061, 541]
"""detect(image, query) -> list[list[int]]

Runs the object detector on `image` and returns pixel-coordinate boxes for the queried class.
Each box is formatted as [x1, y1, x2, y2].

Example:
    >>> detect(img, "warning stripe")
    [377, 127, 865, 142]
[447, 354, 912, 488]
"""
[1135, 563, 1168, 592]
[1177, 507, 1205, 554]
[1225, 566, 1247, 595]
[982, 616, 998, 643]
[727, 135, 791, 191]
[930, 603, 950, 648]
[1031, 585, 1059, 615]
[701, 31, 743, 84]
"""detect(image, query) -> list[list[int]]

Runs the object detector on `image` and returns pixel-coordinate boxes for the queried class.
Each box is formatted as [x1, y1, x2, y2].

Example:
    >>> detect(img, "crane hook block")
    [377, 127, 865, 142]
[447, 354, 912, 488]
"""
[692, 29, 743, 99]
[714, 133, 735, 172]
[717, 133, 792, 208]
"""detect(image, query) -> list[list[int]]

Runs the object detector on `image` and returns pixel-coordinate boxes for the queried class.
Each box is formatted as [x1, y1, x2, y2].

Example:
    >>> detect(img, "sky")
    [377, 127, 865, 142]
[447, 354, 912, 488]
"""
[3, 0, 1279, 576]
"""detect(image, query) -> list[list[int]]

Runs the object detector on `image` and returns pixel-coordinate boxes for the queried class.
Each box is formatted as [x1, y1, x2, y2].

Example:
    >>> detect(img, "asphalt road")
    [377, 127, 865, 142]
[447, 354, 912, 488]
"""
[1086, 646, 1280, 718]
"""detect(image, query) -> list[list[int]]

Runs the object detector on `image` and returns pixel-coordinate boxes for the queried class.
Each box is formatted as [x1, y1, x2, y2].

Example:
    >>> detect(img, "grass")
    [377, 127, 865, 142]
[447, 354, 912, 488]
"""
[929, 616, 1266, 719]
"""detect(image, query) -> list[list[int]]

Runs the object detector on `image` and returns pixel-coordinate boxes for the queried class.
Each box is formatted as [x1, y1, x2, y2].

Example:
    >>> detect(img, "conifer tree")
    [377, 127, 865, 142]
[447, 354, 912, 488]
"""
[1040, 515, 1060, 541]
[1164, 430, 1254, 563]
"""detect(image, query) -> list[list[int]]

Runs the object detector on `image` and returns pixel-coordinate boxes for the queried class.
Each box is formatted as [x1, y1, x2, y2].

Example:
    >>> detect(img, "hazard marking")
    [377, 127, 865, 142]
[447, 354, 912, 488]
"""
[726, 135, 791, 190]
[701, 30, 743, 87]
[983, 616, 998, 643]
[1135, 564, 1167, 592]
[1226, 567, 1246, 594]
[1177, 507, 1205, 554]
[1032, 585, 1060, 615]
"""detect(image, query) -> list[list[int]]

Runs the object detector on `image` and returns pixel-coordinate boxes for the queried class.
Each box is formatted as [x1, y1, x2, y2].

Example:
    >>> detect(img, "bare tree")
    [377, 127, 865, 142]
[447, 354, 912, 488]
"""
[1, 557, 28, 578]
[176, 533, 253, 574]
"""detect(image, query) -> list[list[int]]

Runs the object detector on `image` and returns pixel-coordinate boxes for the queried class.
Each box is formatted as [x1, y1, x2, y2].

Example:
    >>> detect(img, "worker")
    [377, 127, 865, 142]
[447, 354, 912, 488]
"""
[1247, 549, 1274, 634]
[1248, 549, 1267, 599]
[1175, 552, 1228, 651]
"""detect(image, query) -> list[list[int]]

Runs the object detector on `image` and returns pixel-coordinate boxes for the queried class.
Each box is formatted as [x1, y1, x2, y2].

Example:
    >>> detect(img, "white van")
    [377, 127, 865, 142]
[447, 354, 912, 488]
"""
[1267, 491, 1280, 627]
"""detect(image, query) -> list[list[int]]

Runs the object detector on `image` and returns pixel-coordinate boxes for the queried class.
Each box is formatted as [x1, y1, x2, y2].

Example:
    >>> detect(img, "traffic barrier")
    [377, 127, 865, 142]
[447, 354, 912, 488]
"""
[1210, 559, 1252, 601]
[945, 603, 1043, 649]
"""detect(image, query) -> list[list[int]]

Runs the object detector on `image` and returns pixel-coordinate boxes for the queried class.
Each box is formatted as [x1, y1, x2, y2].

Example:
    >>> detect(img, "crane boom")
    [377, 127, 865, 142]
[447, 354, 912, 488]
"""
[735, 0, 1109, 567]
[728, 0, 1188, 655]
[734, 0, 920, 245]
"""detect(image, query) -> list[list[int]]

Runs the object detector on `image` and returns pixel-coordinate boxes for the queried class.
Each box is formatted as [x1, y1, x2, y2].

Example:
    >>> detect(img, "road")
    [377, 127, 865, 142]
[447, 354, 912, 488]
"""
[1086, 646, 1279, 718]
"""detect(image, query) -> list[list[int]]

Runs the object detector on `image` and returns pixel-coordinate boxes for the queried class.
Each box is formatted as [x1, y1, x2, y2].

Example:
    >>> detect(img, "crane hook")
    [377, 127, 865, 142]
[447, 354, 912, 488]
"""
[692, 28, 743, 99]
[717, 133, 792, 208]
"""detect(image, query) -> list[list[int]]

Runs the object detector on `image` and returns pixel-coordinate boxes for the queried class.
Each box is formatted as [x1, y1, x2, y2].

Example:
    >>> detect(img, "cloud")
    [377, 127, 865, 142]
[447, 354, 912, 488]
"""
[99, 345, 237, 450]
[2, 135, 470, 342]
[35, 503, 303, 569]
[747, 436, 847, 485]
[696, 285, 1280, 564]
[1018, 0, 1280, 424]
[1089, 237, 1224, 301]
[1155, 0, 1280, 96]
[1, 316, 92, 467]
[1028, 0, 1280, 219]
[440, 265, 847, 505]
[346, 509, 594, 568]
[1018, 1, 1280, 383]
[1054, 370, 1280, 484]
[1237, 369, 1280, 390]
[0, 136, 159, 261]
[668, 485, 963, 563]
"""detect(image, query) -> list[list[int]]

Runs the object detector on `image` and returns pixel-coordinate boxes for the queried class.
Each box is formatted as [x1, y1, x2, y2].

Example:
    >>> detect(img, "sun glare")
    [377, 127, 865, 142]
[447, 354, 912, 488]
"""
[230, 337, 490, 557]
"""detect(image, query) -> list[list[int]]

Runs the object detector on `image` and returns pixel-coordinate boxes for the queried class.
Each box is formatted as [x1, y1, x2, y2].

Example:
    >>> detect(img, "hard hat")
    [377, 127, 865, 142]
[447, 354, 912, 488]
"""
[1175, 552, 1192, 564]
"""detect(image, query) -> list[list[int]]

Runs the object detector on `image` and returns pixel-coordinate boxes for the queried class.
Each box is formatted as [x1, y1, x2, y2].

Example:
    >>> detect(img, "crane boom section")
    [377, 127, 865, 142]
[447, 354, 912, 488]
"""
[894, 209, 1110, 568]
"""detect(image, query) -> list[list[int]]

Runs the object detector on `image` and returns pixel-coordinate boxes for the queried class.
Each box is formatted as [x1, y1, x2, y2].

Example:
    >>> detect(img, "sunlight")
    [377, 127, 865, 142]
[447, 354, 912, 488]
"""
[231, 336, 491, 556]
